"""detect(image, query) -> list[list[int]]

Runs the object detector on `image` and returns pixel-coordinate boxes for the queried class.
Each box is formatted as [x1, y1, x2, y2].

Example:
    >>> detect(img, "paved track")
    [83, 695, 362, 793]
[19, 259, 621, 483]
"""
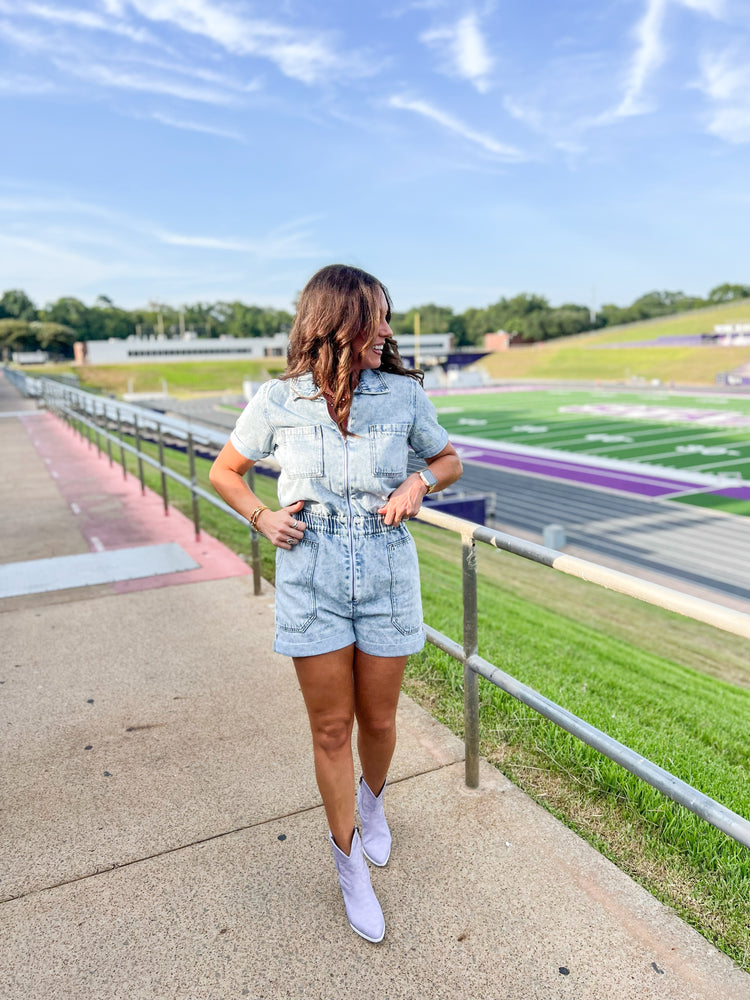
[450, 460, 750, 607]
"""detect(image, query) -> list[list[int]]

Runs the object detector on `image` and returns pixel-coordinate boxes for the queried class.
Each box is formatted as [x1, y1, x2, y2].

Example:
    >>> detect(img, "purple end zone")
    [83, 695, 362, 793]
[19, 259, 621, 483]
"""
[709, 486, 750, 501]
[453, 444, 703, 498]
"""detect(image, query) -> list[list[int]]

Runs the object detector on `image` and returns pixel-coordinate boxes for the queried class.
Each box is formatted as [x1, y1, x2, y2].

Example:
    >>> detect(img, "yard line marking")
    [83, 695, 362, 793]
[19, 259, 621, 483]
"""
[70, 502, 81, 515]
[90, 536, 105, 552]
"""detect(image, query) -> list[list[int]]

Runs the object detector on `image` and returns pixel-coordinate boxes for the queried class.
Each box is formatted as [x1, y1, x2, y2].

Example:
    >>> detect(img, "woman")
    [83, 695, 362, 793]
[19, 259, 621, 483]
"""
[209, 264, 462, 943]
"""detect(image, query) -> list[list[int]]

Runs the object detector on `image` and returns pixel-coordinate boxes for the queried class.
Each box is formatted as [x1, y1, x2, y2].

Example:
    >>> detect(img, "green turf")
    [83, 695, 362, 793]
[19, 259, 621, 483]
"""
[674, 493, 750, 516]
[434, 388, 750, 489]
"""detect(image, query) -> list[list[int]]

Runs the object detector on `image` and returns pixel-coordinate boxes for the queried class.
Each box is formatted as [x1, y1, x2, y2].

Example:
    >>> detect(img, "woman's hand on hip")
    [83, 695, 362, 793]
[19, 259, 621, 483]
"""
[377, 474, 428, 526]
[257, 500, 306, 549]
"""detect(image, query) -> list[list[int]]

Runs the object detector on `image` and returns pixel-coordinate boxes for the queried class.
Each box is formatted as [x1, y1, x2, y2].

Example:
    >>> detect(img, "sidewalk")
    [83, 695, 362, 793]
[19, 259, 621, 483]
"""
[2, 374, 749, 1000]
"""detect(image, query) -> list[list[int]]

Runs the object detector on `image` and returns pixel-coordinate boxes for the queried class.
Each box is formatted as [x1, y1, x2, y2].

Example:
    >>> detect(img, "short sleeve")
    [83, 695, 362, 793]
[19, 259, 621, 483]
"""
[409, 381, 449, 459]
[229, 381, 276, 460]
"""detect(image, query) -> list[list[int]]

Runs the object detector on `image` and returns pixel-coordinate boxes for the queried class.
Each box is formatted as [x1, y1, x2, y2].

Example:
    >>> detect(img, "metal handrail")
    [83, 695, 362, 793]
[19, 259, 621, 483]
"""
[414, 506, 750, 849]
[7, 368, 750, 849]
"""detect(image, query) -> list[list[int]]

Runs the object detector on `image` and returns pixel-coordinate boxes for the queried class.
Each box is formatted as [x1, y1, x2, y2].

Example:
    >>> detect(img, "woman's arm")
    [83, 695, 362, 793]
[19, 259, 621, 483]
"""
[209, 441, 305, 550]
[378, 441, 463, 526]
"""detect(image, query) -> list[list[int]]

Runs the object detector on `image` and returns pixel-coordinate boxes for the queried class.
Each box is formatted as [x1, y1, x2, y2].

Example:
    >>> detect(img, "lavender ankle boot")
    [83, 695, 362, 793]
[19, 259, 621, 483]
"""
[329, 829, 385, 943]
[357, 776, 392, 867]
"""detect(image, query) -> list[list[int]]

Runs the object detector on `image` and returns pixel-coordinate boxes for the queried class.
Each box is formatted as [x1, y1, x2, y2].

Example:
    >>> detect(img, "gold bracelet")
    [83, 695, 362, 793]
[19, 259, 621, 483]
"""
[249, 504, 269, 530]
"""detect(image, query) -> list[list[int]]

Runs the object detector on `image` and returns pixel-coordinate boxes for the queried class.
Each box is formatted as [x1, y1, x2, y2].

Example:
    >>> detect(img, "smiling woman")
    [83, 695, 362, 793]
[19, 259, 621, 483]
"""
[209, 263, 462, 942]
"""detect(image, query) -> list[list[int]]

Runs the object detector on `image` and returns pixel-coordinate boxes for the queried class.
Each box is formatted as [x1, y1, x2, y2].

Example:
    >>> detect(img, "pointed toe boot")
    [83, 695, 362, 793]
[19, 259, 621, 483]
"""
[357, 776, 392, 867]
[330, 829, 385, 943]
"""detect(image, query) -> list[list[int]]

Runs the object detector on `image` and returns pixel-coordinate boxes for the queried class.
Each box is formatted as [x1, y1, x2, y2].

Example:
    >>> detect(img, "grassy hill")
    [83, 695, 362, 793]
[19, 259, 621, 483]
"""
[481, 299, 750, 385]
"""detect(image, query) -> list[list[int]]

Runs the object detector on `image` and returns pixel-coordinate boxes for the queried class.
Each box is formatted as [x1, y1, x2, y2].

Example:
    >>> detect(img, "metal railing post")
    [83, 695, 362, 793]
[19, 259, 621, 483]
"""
[157, 422, 169, 516]
[93, 401, 101, 456]
[133, 414, 145, 495]
[247, 467, 262, 596]
[187, 431, 201, 541]
[116, 408, 127, 479]
[463, 529, 480, 788]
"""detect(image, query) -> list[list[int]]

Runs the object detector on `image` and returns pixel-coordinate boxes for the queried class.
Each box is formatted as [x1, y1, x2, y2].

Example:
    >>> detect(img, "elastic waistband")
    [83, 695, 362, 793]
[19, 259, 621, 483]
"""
[300, 511, 401, 536]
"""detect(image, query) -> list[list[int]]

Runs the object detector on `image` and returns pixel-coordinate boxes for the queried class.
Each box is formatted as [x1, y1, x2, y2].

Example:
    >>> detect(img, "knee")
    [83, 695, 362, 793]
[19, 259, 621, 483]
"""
[357, 714, 396, 743]
[313, 716, 353, 757]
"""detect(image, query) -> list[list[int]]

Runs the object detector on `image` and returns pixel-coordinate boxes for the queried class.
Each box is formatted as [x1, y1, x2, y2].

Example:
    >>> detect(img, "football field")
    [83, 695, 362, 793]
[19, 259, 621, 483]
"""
[432, 387, 750, 516]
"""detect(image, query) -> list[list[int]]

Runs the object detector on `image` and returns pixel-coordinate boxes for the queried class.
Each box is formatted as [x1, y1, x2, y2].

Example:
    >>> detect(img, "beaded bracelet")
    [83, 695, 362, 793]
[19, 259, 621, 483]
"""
[249, 504, 269, 530]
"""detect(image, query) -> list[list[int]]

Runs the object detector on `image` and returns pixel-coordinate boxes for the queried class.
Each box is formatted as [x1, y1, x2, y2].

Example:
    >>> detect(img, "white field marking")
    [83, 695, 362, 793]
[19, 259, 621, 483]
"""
[458, 417, 488, 426]
[629, 440, 750, 465]
[70, 502, 81, 515]
[577, 428, 750, 455]
[50, 470, 59, 479]
[584, 433, 634, 444]
[511, 425, 548, 433]
[559, 403, 750, 428]
[690, 458, 750, 474]
[44, 457, 52, 464]
[675, 444, 741, 457]
[435, 406, 464, 414]
[90, 536, 105, 552]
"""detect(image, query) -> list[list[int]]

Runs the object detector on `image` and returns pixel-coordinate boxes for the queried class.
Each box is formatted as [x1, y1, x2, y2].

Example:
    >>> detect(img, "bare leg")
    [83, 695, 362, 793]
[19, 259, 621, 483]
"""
[353, 651, 408, 794]
[293, 645, 356, 854]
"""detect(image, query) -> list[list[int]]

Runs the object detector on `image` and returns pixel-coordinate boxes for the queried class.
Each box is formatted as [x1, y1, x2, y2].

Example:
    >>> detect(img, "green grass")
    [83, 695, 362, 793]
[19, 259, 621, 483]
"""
[480, 300, 750, 384]
[34, 359, 286, 396]
[407, 521, 750, 969]
[76, 408, 750, 969]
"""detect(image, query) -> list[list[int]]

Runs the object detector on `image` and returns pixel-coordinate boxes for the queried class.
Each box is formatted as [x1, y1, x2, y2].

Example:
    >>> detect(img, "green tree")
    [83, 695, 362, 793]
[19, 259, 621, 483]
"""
[0, 319, 34, 353]
[0, 290, 37, 321]
[32, 321, 77, 356]
[708, 283, 750, 303]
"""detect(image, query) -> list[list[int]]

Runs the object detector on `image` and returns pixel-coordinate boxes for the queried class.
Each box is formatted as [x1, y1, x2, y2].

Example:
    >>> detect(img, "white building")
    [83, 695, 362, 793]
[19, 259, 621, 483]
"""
[78, 333, 289, 364]
[77, 332, 455, 365]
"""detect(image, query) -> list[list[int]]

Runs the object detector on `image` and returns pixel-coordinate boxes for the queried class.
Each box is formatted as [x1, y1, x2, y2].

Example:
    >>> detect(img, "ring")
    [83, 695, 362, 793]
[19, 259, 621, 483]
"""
[287, 537, 294, 545]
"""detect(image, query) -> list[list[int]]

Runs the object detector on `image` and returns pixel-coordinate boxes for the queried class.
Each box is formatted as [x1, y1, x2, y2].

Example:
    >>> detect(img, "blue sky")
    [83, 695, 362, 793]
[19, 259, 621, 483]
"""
[1, 0, 749, 314]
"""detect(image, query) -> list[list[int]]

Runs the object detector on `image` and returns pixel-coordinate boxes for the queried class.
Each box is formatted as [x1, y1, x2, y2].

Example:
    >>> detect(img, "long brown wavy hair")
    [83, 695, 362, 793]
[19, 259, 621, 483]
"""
[283, 264, 423, 434]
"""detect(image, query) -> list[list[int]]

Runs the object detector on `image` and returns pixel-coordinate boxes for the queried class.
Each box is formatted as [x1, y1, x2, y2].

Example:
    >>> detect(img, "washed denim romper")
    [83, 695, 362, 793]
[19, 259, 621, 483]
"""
[230, 369, 449, 658]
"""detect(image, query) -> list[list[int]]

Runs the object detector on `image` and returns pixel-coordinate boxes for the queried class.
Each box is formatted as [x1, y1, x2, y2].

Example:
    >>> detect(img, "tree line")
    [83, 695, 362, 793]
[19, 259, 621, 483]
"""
[1, 283, 748, 361]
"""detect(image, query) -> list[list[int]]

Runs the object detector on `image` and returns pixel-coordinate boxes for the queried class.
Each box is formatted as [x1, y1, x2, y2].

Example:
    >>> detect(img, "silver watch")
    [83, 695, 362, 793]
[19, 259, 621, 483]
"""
[418, 468, 438, 494]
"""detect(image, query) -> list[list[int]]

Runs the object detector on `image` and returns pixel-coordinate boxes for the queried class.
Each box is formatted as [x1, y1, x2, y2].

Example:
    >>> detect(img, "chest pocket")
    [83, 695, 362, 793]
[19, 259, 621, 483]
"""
[369, 423, 410, 478]
[275, 426, 324, 479]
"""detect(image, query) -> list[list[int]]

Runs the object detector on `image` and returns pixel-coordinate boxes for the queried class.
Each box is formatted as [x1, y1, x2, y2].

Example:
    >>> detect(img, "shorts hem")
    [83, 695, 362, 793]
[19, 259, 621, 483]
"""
[274, 629, 355, 658]
[355, 630, 426, 658]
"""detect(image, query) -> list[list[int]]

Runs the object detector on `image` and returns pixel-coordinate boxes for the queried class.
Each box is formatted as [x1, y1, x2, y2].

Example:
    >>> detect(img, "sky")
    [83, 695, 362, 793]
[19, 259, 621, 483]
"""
[1, 0, 749, 315]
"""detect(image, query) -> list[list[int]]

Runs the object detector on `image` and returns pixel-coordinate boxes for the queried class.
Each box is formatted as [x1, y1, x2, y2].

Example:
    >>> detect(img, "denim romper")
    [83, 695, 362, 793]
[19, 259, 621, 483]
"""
[230, 369, 449, 658]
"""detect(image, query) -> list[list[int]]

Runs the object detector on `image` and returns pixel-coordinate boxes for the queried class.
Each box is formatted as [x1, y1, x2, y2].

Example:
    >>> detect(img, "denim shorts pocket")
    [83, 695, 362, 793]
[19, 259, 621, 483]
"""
[276, 426, 324, 479]
[275, 536, 319, 633]
[369, 423, 410, 478]
[386, 531, 423, 636]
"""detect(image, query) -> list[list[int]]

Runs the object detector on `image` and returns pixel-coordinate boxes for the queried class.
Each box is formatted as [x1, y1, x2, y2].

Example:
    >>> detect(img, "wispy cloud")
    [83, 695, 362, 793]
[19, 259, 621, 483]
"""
[113, 0, 374, 86]
[59, 61, 242, 105]
[614, 0, 669, 118]
[0, 73, 55, 95]
[154, 219, 326, 260]
[606, 0, 726, 122]
[421, 11, 494, 92]
[23, 2, 157, 44]
[388, 94, 525, 160]
[149, 112, 246, 142]
[697, 48, 750, 143]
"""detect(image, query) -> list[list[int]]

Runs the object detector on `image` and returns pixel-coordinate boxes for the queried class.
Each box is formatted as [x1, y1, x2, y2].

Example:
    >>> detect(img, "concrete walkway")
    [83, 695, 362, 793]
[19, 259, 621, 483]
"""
[2, 373, 749, 1000]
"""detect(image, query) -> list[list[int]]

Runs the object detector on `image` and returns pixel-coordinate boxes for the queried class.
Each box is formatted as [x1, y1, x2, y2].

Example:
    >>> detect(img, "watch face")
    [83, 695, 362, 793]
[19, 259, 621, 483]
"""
[420, 469, 438, 489]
